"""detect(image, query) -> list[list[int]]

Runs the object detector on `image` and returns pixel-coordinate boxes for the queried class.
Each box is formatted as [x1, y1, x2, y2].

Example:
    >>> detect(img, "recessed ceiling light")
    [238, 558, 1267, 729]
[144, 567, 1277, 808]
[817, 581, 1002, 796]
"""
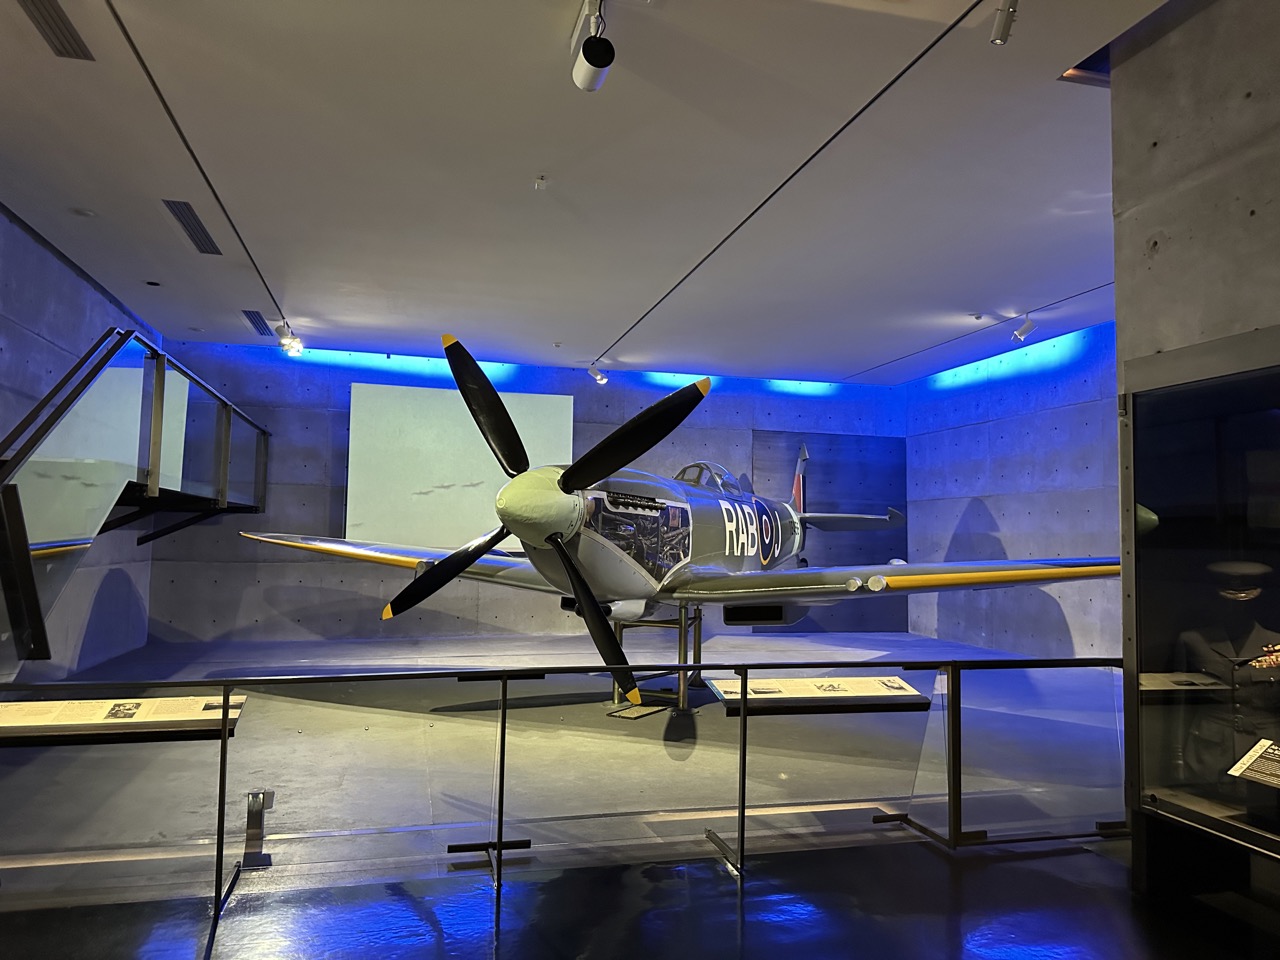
[188, 326, 204, 332]
[69, 207, 96, 217]
[145, 280, 161, 286]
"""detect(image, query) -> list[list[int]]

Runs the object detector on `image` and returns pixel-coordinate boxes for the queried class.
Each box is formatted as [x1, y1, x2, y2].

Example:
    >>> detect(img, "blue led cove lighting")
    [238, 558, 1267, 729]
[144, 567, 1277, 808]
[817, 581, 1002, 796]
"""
[642, 371, 720, 389]
[926, 326, 1095, 390]
[292, 348, 517, 384]
[763, 379, 840, 396]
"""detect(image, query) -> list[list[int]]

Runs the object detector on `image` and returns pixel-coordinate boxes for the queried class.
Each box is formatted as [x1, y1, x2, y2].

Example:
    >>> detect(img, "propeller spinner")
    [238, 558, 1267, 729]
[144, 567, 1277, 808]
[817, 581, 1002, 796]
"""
[381, 336, 711, 705]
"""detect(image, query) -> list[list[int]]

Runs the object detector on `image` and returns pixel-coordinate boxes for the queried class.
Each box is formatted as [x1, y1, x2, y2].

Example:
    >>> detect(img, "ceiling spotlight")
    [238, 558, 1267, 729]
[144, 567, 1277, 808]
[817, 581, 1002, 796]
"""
[571, 0, 614, 92]
[275, 321, 304, 357]
[1011, 317, 1036, 342]
[588, 362, 608, 385]
[990, 0, 1018, 45]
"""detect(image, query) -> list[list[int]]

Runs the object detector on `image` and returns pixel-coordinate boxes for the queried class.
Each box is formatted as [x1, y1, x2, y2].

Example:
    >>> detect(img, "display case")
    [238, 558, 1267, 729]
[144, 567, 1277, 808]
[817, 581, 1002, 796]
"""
[1129, 358, 1280, 864]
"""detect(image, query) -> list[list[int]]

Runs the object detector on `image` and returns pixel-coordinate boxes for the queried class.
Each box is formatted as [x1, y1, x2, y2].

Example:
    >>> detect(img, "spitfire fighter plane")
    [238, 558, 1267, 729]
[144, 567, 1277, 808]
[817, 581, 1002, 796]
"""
[243, 336, 1120, 705]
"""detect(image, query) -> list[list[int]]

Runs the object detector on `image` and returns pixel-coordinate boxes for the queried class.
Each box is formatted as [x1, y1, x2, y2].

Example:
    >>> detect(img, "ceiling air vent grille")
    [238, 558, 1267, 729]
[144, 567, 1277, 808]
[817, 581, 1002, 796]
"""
[18, 0, 94, 61]
[162, 199, 223, 255]
[242, 310, 273, 337]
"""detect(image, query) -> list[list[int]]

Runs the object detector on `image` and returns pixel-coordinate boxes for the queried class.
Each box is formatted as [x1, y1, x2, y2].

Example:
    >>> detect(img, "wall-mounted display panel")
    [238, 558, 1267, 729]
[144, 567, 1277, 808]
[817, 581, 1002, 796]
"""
[347, 383, 572, 550]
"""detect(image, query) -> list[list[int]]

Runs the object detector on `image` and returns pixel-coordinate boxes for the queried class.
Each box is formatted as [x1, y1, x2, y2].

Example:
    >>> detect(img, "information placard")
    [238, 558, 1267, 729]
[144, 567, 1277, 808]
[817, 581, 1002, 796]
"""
[1229, 739, 1280, 790]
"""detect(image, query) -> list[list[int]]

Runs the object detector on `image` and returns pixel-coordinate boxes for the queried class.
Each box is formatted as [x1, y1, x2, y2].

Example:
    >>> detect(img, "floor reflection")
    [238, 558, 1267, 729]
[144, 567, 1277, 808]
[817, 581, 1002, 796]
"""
[9, 840, 1280, 959]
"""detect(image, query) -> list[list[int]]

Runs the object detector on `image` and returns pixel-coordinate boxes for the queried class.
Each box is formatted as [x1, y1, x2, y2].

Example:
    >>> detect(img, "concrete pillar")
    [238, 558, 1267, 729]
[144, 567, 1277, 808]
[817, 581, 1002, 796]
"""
[1113, 0, 1280, 370]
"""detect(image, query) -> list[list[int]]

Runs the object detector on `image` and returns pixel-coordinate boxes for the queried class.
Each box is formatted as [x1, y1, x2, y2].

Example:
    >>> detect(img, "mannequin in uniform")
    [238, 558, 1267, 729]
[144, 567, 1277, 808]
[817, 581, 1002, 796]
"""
[1181, 561, 1280, 787]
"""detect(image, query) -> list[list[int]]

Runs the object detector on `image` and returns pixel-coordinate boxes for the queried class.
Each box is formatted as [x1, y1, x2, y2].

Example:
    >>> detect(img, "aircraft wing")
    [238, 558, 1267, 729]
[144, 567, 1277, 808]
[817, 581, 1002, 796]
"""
[239, 532, 560, 594]
[666, 558, 1120, 604]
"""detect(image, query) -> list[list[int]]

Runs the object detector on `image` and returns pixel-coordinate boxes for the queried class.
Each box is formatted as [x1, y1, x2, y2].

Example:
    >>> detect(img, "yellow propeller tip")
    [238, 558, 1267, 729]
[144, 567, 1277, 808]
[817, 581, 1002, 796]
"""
[625, 688, 643, 706]
[381, 603, 395, 621]
[441, 334, 458, 348]
[695, 377, 711, 396]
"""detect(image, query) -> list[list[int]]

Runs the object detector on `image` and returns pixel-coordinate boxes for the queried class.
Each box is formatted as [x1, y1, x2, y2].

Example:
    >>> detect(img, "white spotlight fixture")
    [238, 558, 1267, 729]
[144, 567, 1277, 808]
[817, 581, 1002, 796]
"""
[588, 362, 608, 384]
[275, 321, 304, 357]
[1011, 317, 1036, 343]
[571, 0, 614, 92]
[990, 0, 1018, 45]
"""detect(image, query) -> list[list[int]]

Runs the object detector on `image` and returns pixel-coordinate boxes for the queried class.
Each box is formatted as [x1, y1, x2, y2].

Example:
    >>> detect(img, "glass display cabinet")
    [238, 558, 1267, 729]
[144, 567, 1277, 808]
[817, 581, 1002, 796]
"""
[1126, 349, 1280, 892]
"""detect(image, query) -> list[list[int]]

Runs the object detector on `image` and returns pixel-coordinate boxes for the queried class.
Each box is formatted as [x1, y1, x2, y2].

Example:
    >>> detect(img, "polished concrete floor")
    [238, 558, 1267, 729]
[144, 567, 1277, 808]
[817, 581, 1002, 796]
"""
[6, 841, 1280, 959]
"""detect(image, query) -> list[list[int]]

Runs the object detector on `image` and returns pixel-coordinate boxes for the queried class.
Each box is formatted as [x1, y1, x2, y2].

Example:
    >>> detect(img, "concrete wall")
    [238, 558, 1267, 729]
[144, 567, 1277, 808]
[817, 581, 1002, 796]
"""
[903, 324, 1121, 656]
[150, 345, 908, 646]
[0, 204, 160, 680]
[1112, 0, 1280, 370]
[0, 201, 1126, 669]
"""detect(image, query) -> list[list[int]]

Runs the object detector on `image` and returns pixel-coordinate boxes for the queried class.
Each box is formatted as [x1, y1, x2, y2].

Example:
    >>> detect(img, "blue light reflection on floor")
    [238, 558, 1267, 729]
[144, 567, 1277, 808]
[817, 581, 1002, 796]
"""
[963, 911, 1102, 960]
[213, 879, 497, 959]
[926, 326, 1102, 391]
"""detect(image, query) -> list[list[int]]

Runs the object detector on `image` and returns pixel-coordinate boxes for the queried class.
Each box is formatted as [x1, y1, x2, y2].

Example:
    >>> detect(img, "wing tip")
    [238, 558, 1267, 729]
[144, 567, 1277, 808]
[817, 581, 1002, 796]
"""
[694, 377, 711, 396]
[381, 603, 395, 621]
[625, 687, 643, 705]
[441, 334, 458, 348]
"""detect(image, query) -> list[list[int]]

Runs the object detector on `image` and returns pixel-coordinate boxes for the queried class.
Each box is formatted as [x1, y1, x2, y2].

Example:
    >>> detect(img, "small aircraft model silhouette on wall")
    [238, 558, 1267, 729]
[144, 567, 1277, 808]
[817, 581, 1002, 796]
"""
[243, 336, 1120, 705]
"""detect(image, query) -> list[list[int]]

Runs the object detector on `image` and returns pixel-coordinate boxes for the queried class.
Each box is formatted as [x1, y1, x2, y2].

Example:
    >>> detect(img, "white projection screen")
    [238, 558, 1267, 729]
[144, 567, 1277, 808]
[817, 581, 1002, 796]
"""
[347, 383, 573, 549]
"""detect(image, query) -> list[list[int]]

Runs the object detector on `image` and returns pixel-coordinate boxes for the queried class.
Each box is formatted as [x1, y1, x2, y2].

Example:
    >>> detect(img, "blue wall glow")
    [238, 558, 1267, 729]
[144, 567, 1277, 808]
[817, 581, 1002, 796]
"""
[926, 326, 1103, 391]
[642, 371, 721, 389]
[291, 347, 518, 384]
[763, 379, 841, 396]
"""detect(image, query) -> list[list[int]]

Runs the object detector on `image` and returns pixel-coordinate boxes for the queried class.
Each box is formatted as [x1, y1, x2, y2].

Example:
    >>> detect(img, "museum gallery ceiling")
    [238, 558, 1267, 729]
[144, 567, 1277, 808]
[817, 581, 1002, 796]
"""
[0, 0, 1161, 382]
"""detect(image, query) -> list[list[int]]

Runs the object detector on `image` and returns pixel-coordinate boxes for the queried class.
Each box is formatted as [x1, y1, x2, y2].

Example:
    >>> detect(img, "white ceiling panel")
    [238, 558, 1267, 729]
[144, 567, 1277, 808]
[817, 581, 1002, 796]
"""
[0, 0, 1165, 381]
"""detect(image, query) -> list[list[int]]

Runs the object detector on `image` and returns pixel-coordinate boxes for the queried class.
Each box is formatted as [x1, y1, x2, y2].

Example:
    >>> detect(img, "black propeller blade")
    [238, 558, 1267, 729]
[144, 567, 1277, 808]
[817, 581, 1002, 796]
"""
[558, 377, 711, 492]
[382, 525, 509, 620]
[545, 532, 641, 705]
[442, 335, 529, 478]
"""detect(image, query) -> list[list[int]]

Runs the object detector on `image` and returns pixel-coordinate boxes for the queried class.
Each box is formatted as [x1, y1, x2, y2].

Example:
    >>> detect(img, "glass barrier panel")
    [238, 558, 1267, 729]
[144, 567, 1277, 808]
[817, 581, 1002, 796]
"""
[222, 677, 500, 899]
[168, 367, 221, 500]
[904, 670, 952, 838]
[0, 683, 226, 954]
[11, 339, 149, 616]
[501, 662, 738, 874]
[226, 413, 260, 507]
[154, 362, 191, 492]
[720, 664, 936, 859]
[953, 666, 1124, 841]
[0, 600, 16, 681]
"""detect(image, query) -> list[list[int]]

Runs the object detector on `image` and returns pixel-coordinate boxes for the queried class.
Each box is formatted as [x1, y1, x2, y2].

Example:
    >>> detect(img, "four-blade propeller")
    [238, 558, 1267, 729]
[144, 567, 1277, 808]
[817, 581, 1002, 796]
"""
[381, 336, 710, 705]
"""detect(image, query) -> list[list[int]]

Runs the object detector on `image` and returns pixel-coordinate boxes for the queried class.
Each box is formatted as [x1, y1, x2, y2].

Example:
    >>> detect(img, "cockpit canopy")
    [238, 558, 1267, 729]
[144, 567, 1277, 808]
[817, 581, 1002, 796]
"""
[673, 461, 751, 496]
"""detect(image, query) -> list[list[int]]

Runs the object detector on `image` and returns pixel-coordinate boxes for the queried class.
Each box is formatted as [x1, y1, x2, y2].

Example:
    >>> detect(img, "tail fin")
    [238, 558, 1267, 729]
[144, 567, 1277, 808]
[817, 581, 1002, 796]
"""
[789, 443, 903, 531]
[790, 444, 808, 512]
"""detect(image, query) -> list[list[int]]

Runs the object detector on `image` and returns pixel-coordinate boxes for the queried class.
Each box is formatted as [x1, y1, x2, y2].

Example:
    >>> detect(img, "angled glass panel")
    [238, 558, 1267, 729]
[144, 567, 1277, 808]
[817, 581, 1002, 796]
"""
[501, 658, 738, 874]
[167, 366, 222, 500]
[0, 683, 225, 928]
[226, 413, 260, 507]
[223, 677, 500, 895]
[11, 339, 149, 617]
[718, 664, 935, 858]
[956, 665, 1124, 841]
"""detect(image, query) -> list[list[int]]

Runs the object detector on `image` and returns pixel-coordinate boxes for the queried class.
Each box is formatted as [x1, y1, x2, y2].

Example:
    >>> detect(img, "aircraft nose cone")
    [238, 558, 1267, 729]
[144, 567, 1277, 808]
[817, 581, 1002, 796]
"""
[495, 467, 584, 546]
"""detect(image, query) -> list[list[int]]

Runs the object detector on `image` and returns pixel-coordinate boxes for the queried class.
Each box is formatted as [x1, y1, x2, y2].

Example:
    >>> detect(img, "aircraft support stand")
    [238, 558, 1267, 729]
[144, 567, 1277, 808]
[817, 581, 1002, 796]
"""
[608, 609, 704, 712]
[677, 603, 691, 711]
[611, 621, 626, 706]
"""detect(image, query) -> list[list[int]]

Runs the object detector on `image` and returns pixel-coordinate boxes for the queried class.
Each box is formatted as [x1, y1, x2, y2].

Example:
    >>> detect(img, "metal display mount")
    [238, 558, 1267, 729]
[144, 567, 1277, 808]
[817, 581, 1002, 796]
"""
[610, 602, 704, 713]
